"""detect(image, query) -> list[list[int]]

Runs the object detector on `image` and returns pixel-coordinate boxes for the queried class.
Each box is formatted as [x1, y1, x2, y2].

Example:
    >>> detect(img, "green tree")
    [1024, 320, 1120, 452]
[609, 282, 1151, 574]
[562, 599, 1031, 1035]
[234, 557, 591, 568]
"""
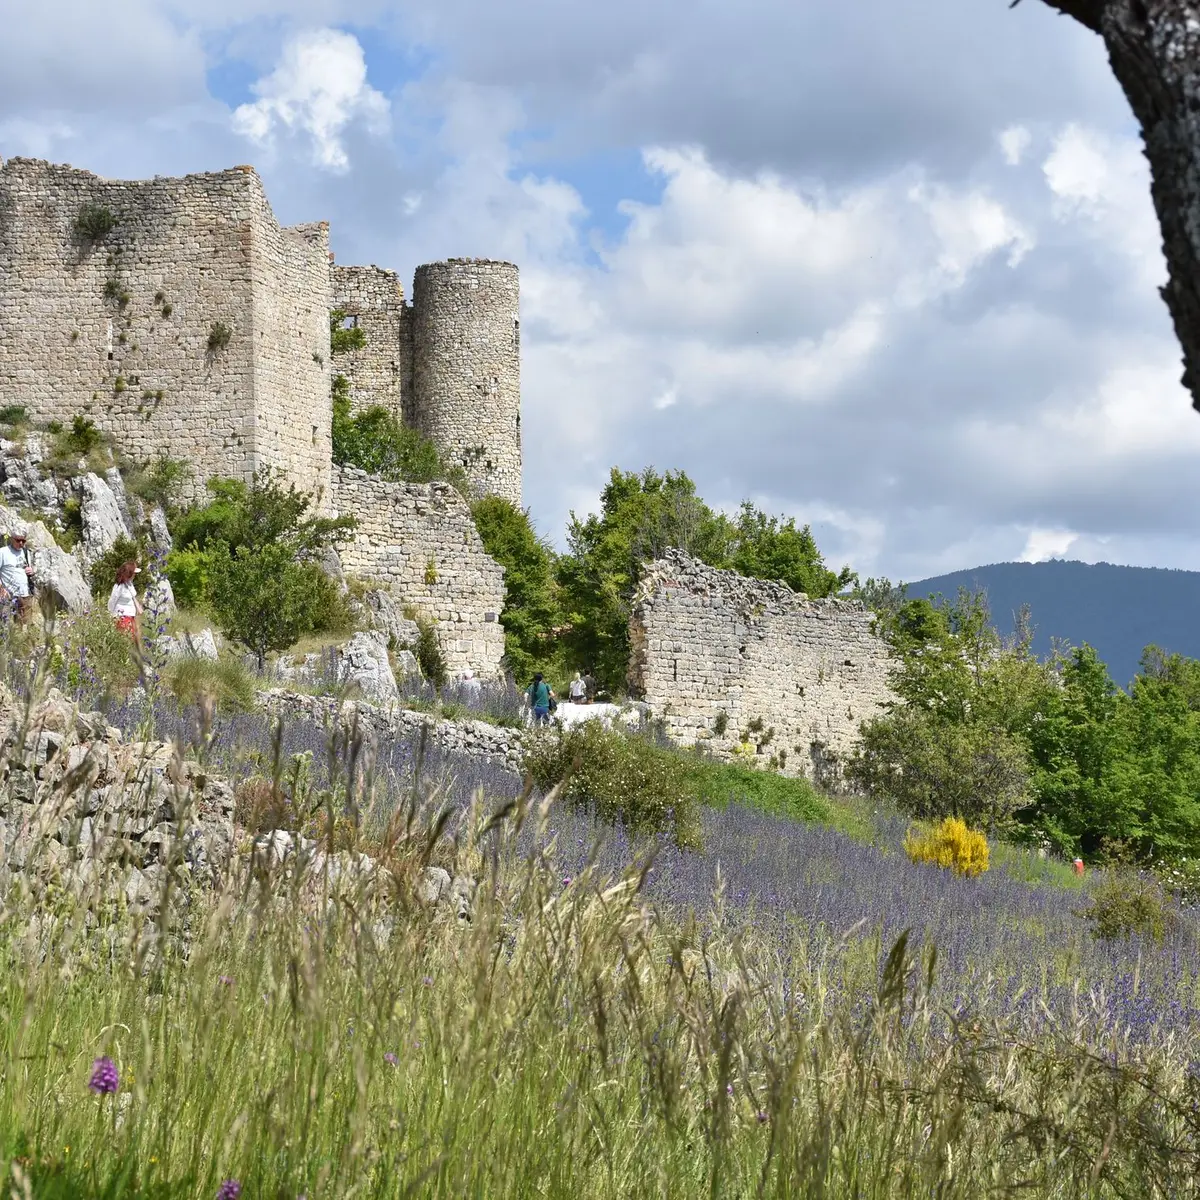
[847, 589, 1056, 830]
[727, 501, 855, 597]
[208, 542, 327, 669]
[172, 469, 353, 560]
[470, 496, 559, 682]
[1022, 645, 1125, 857]
[556, 468, 732, 693]
[167, 470, 354, 643]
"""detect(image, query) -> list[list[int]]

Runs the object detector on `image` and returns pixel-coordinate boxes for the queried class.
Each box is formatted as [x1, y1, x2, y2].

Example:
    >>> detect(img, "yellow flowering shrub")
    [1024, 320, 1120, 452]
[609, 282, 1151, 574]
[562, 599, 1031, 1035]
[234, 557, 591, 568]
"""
[904, 817, 989, 877]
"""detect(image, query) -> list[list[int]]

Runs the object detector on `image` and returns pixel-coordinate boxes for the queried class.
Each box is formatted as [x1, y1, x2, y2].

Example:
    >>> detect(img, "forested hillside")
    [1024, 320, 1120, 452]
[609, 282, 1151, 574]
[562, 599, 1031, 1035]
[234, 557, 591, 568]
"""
[909, 560, 1200, 689]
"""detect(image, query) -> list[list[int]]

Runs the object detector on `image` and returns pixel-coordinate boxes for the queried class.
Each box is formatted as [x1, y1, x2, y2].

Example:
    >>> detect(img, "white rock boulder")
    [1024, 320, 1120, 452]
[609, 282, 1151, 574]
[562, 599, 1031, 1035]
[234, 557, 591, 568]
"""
[336, 631, 399, 703]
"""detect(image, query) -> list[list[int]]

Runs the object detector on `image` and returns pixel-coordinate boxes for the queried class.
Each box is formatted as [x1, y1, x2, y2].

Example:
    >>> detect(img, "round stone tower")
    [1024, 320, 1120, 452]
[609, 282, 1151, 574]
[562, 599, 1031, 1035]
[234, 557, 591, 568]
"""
[411, 258, 521, 507]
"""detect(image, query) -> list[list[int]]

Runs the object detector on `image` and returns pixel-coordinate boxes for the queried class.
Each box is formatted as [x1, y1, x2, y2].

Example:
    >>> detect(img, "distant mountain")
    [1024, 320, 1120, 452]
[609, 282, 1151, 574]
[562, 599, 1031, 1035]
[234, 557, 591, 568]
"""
[905, 560, 1200, 689]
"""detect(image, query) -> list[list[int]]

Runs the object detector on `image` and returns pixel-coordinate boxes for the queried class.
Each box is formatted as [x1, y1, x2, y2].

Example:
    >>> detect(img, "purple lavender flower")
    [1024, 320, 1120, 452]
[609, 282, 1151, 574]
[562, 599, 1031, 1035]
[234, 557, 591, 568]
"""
[384, 1052, 399, 1066]
[88, 1056, 119, 1095]
[215, 1181, 242, 1200]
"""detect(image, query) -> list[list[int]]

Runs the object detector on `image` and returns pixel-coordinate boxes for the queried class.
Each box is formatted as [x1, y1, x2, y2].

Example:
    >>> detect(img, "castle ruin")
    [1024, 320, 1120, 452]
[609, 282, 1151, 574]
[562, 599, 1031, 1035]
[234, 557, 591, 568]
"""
[0, 155, 521, 677]
[629, 552, 894, 784]
[0, 156, 521, 509]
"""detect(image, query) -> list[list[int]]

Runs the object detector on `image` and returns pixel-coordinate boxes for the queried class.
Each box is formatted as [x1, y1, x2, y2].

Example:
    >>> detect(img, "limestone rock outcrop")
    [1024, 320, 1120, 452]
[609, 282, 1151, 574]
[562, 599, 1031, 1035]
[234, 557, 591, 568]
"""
[336, 631, 399, 703]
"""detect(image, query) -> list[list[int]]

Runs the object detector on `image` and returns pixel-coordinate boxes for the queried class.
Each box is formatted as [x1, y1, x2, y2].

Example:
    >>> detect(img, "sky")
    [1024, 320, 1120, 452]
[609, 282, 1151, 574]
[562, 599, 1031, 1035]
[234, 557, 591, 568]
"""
[2, 0, 1197, 584]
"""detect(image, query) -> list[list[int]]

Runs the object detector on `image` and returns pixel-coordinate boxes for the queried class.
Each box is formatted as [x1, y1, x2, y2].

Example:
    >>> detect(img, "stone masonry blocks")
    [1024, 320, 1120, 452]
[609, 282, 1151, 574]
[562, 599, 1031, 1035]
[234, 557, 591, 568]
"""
[0, 157, 331, 504]
[412, 259, 521, 508]
[629, 550, 895, 782]
[331, 466, 506, 679]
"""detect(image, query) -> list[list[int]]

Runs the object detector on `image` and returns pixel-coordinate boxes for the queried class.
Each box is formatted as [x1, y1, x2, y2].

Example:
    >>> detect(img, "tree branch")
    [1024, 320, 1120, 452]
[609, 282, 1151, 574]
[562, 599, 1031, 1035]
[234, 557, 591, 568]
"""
[1029, 0, 1106, 32]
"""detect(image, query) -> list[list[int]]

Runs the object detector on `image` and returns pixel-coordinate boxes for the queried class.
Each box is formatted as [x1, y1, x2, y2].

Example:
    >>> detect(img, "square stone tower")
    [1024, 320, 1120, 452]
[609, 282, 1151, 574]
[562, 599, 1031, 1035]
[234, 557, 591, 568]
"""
[0, 157, 333, 503]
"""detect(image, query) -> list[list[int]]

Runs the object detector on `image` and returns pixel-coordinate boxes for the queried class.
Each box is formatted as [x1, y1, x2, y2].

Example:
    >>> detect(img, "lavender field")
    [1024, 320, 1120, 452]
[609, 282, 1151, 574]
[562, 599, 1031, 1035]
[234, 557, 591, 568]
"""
[102, 692, 1200, 1052]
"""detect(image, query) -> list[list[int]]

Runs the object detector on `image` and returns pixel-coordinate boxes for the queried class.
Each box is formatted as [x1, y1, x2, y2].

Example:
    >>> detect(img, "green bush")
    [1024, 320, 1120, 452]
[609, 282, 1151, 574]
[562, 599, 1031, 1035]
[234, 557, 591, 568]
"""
[207, 542, 328, 669]
[61, 414, 103, 456]
[65, 611, 140, 694]
[0, 405, 28, 428]
[1078, 874, 1175, 943]
[330, 376, 466, 489]
[74, 203, 115, 243]
[524, 721, 702, 848]
[413, 617, 447, 688]
[164, 654, 256, 712]
[165, 546, 211, 610]
[89, 535, 147, 601]
[126, 455, 191, 514]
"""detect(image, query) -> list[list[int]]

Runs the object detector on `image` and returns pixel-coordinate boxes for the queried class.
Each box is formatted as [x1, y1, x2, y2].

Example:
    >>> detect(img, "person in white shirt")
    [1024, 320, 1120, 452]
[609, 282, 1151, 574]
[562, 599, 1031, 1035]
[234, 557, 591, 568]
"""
[107, 560, 143, 640]
[568, 672, 585, 703]
[0, 526, 35, 624]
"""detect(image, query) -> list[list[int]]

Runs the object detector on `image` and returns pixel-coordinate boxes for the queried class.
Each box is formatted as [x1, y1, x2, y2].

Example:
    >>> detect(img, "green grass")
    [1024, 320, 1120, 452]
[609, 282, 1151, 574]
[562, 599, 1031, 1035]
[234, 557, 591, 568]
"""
[2, 798, 1196, 1199]
[678, 753, 830, 823]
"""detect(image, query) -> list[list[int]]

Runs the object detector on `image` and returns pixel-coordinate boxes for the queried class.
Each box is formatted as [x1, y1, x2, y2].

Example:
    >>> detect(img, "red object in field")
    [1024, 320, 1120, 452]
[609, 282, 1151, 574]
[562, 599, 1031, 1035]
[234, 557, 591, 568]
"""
[1073, 858, 1085, 876]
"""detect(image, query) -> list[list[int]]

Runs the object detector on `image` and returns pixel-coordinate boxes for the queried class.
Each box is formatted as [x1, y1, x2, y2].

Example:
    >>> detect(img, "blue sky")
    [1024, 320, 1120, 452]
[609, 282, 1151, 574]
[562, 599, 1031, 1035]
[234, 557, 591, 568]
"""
[1, 0, 1197, 584]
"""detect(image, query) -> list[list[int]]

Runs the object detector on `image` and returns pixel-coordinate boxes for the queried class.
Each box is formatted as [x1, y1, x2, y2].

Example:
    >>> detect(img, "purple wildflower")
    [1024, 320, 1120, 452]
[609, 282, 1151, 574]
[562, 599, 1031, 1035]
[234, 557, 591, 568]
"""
[756, 1110, 770, 1124]
[422, 975, 433, 987]
[218, 975, 235, 987]
[88, 1056, 119, 1095]
[215, 1180, 242, 1200]
[384, 1052, 399, 1067]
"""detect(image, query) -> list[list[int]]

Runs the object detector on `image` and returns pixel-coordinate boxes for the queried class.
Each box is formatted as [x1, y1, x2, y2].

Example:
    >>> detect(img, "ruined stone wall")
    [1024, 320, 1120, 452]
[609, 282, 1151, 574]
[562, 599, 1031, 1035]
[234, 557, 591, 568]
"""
[331, 466, 506, 678]
[330, 264, 405, 417]
[411, 259, 521, 506]
[0, 157, 330, 502]
[628, 551, 895, 782]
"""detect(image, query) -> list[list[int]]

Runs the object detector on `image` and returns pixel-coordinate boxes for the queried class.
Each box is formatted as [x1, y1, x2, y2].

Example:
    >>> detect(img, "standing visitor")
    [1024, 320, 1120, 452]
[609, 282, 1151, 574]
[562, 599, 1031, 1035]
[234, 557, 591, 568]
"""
[527, 672, 554, 725]
[0, 525, 35, 624]
[569, 671, 585, 703]
[582, 669, 596, 704]
[108, 560, 143, 640]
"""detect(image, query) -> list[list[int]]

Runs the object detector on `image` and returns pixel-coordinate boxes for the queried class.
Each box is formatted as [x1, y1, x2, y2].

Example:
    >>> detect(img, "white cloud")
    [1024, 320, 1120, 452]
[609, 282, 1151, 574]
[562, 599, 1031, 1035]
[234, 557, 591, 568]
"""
[999, 124, 1031, 166]
[1021, 527, 1077, 562]
[232, 28, 389, 172]
[1042, 123, 1163, 286]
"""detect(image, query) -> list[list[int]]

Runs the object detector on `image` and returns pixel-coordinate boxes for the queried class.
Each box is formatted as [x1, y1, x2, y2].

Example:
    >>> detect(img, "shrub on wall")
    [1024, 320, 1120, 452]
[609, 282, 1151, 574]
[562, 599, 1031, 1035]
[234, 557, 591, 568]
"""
[330, 375, 466, 489]
[74, 204, 115, 244]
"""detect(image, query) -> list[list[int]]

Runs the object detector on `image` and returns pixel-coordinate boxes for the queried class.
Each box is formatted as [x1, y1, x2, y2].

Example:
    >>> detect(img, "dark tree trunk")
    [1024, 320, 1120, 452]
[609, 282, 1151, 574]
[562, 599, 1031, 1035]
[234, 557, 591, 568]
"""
[1035, 0, 1200, 409]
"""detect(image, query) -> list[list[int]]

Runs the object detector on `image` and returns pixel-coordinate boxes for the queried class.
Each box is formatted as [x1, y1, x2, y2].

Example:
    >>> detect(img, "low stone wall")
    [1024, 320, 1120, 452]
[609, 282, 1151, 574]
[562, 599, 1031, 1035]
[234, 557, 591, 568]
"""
[259, 689, 524, 774]
[330, 466, 507, 678]
[628, 551, 895, 783]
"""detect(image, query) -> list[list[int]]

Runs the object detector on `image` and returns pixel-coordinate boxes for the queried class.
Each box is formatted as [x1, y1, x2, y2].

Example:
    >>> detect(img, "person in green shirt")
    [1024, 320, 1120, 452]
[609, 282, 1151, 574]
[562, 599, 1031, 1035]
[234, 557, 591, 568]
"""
[527, 672, 554, 725]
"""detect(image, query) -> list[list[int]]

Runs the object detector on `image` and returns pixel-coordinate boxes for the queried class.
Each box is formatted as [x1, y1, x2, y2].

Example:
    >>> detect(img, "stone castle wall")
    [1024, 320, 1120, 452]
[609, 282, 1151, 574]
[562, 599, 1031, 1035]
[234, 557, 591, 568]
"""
[331, 466, 506, 678]
[330, 264, 404, 417]
[0, 157, 331, 502]
[628, 551, 894, 782]
[412, 260, 521, 507]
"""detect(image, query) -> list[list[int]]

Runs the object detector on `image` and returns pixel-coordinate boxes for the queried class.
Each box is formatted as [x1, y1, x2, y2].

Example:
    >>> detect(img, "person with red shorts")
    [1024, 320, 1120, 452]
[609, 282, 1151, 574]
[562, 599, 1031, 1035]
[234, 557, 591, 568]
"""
[107, 560, 143, 640]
